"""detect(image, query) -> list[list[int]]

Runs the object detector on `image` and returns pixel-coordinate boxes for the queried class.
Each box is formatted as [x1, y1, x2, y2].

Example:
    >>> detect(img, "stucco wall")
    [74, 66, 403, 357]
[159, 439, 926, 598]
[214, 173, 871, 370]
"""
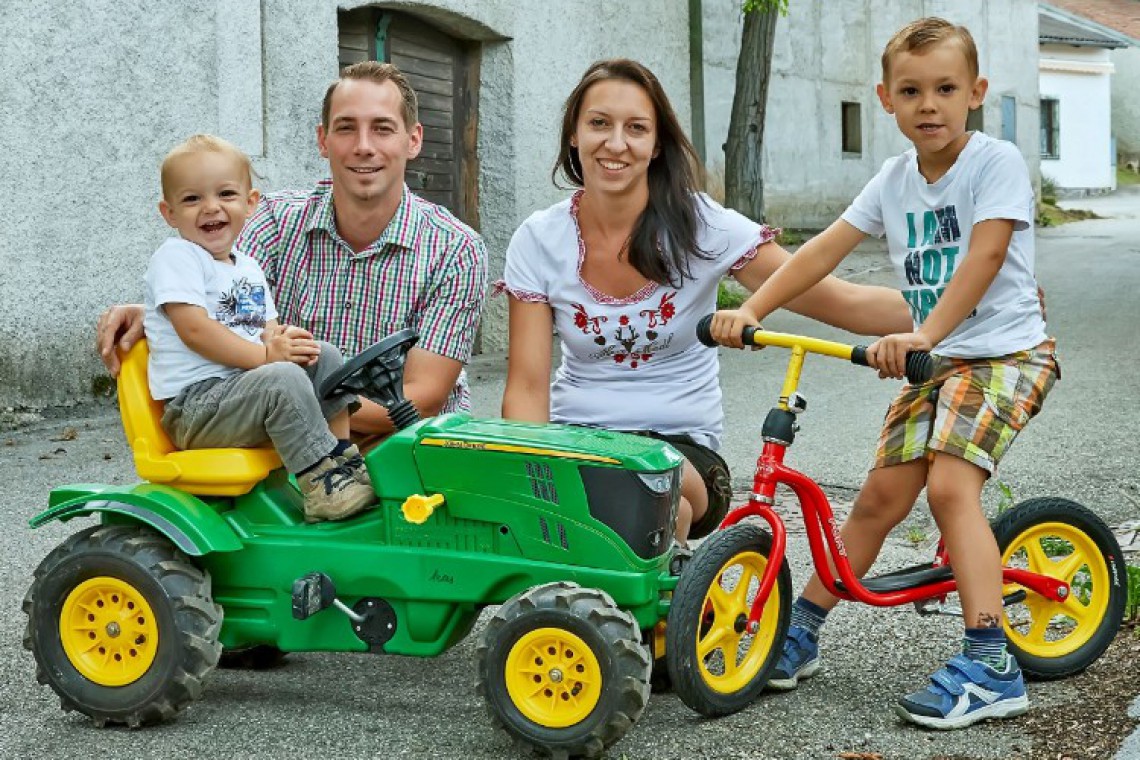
[1039, 44, 1116, 193]
[0, 0, 691, 406]
[701, 0, 1041, 227]
[1112, 46, 1140, 157]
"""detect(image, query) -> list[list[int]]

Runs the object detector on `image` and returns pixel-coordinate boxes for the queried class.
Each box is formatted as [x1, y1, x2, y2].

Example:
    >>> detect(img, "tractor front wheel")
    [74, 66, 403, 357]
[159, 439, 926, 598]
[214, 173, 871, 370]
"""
[22, 524, 222, 727]
[476, 582, 651, 759]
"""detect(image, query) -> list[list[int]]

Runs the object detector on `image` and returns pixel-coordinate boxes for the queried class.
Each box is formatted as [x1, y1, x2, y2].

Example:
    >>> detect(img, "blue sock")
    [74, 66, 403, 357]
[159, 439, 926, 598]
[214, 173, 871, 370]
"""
[790, 597, 829, 637]
[331, 439, 352, 458]
[964, 627, 1010, 670]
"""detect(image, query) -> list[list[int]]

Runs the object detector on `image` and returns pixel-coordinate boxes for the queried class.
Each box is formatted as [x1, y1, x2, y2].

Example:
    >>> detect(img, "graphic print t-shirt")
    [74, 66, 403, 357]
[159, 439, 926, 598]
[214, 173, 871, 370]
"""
[145, 237, 278, 399]
[841, 131, 1046, 358]
[502, 192, 775, 449]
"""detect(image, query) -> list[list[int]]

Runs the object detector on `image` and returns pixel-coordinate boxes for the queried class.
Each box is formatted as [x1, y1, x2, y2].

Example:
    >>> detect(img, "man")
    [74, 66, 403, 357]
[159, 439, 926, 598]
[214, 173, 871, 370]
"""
[97, 62, 488, 435]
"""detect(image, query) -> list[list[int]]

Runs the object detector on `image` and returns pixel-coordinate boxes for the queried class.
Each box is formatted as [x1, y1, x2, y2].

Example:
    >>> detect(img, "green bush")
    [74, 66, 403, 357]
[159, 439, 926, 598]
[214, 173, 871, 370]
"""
[717, 280, 746, 309]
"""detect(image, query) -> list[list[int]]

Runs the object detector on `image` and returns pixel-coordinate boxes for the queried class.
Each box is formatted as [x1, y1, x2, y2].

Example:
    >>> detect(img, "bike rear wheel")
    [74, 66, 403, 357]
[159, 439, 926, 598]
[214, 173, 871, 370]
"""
[994, 497, 1125, 680]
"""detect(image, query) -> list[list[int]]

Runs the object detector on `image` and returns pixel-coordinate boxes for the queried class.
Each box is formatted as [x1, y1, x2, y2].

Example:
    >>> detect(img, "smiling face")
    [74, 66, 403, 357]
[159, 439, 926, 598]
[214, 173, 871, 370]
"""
[159, 150, 259, 260]
[877, 39, 987, 166]
[571, 79, 659, 200]
[317, 78, 423, 208]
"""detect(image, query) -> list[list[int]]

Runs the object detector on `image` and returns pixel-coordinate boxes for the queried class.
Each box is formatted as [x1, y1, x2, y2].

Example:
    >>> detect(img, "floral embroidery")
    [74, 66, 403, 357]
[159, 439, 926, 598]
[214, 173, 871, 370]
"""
[571, 302, 608, 334]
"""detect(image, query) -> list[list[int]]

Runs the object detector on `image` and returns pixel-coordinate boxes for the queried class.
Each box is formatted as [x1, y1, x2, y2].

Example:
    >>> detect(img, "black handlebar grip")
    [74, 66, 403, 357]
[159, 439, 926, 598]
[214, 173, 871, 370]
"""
[851, 345, 934, 385]
[696, 314, 716, 347]
[905, 351, 935, 385]
[695, 314, 761, 348]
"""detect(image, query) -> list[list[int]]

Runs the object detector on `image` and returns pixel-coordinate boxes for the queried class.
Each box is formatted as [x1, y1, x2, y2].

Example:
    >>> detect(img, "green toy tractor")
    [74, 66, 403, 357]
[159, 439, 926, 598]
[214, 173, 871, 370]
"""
[22, 330, 689, 758]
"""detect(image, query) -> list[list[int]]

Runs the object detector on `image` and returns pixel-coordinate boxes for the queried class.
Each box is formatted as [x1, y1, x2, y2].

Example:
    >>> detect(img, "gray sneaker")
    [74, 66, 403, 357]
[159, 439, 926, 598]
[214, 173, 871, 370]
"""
[299, 457, 374, 523]
[337, 444, 372, 487]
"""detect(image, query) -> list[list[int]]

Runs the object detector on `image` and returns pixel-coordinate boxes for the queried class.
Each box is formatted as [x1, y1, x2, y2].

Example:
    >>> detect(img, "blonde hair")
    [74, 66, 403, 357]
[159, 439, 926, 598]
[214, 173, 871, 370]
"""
[160, 134, 253, 200]
[322, 61, 418, 129]
[881, 17, 978, 83]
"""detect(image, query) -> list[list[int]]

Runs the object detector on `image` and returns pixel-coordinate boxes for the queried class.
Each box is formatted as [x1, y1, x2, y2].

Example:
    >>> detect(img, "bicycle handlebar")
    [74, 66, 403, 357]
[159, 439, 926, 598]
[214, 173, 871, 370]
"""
[696, 315, 934, 385]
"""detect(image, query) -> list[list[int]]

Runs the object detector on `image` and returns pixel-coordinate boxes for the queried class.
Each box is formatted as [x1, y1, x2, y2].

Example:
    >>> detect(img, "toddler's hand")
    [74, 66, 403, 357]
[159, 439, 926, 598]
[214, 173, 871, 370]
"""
[866, 332, 932, 380]
[263, 324, 321, 366]
[709, 307, 762, 349]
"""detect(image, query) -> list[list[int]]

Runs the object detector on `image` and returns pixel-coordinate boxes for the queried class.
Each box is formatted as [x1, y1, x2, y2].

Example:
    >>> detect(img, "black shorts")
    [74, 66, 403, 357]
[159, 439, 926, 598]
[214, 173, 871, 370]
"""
[619, 430, 733, 539]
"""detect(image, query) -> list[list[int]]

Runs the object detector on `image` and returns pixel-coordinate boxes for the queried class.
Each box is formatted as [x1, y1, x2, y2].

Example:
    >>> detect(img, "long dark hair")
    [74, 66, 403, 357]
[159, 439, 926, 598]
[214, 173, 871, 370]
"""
[554, 59, 711, 288]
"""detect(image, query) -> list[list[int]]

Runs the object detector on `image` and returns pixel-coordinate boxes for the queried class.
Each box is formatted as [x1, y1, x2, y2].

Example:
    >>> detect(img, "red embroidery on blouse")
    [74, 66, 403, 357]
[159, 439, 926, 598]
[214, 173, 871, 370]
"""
[570, 190, 659, 306]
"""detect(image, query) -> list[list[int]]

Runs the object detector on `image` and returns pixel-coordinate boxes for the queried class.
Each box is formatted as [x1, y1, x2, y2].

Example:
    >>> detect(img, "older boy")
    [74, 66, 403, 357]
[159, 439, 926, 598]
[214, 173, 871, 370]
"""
[711, 17, 1058, 728]
[147, 134, 374, 523]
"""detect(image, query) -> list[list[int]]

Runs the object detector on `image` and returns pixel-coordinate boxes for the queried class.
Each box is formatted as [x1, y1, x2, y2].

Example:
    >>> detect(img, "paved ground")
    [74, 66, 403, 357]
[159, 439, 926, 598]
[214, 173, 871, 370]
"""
[1, 191, 1138, 759]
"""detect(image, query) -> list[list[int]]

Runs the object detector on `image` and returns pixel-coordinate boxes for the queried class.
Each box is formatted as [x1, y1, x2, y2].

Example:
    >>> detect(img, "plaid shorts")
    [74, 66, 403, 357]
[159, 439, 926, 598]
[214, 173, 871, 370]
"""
[874, 338, 1059, 474]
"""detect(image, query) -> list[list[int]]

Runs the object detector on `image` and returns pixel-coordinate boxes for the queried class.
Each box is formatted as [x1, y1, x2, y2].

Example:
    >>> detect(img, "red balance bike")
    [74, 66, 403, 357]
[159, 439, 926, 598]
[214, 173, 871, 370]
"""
[664, 317, 1126, 716]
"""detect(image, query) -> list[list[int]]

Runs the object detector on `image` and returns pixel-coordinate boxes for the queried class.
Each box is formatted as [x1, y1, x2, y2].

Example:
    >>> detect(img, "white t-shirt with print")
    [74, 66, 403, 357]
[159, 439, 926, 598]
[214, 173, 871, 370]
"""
[144, 238, 278, 400]
[502, 192, 774, 450]
[841, 131, 1045, 358]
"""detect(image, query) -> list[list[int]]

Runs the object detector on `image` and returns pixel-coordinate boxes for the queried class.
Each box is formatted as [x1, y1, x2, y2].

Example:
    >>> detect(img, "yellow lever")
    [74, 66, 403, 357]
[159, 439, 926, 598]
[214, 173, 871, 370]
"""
[401, 493, 445, 524]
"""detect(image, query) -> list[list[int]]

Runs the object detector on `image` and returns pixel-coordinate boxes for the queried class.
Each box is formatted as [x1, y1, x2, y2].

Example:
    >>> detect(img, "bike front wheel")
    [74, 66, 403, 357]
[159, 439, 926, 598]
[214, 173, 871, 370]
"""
[665, 523, 790, 716]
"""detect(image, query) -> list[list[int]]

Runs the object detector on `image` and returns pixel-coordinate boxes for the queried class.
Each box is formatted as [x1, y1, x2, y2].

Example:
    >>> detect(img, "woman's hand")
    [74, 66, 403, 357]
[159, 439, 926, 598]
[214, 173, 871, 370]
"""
[709, 306, 761, 349]
[96, 305, 145, 377]
[865, 331, 933, 379]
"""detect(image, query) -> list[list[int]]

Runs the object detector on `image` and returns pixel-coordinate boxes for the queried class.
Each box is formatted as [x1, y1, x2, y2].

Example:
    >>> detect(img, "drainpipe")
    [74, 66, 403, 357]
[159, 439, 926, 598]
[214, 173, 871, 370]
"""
[689, 0, 707, 163]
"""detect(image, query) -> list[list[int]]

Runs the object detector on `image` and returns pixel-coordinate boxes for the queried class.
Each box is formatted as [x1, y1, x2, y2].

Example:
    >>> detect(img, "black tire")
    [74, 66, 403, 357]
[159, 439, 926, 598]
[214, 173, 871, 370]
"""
[22, 524, 222, 727]
[666, 523, 790, 716]
[476, 582, 651, 759]
[993, 497, 1125, 680]
[218, 645, 289, 670]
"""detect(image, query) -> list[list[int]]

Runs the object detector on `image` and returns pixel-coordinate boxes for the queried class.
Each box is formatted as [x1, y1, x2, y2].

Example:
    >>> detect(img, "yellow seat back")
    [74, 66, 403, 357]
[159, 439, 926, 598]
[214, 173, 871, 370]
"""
[117, 340, 282, 496]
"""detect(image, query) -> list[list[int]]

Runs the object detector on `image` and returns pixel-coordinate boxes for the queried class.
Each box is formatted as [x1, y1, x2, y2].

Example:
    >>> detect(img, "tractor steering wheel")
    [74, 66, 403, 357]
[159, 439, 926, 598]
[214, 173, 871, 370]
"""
[319, 328, 421, 431]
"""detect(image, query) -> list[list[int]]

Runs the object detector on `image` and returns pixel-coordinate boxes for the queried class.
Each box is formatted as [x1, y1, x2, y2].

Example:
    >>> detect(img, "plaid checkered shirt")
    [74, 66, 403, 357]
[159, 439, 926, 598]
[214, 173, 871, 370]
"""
[237, 180, 488, 413]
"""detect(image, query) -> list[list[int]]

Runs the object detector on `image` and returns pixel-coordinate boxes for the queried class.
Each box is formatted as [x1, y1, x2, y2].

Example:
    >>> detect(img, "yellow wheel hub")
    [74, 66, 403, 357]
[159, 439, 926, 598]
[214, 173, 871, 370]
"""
[1002, 521, 1109, 659]
[505, 627, 602, 728]
[60, 576, 159, 686]
[697, 550, 780, 694]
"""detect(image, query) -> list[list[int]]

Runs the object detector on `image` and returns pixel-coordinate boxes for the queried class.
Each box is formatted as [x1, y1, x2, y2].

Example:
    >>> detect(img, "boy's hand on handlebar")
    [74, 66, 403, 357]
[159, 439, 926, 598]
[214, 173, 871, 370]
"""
[263, 324, 321, 366]
[710, 308, 762, 349]
[866, 332, 932, 380]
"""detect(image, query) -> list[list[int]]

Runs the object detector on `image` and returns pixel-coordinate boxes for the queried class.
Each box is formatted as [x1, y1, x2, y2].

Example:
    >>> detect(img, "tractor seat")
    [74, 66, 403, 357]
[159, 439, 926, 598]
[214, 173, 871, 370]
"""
[117, 340, 282, 496]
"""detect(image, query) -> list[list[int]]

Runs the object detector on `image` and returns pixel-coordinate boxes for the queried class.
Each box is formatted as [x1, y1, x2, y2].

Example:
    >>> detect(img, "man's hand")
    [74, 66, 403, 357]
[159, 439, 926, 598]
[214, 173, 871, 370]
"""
[709, 306, 762, 349]
[262, 324, 320, 366]
[96, 305, 145, 377]
[866, 331, 933, 379]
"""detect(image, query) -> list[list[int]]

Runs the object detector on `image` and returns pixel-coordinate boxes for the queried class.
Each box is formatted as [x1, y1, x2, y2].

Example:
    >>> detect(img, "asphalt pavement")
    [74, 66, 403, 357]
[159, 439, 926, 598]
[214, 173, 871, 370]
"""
[1, 190, 1137, 759]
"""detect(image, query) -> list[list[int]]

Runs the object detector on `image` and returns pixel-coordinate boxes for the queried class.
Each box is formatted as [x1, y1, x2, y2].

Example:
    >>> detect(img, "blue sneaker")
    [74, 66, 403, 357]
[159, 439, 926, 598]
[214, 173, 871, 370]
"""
[896, 654, 1029, 729]
[767, 624, 820, 690]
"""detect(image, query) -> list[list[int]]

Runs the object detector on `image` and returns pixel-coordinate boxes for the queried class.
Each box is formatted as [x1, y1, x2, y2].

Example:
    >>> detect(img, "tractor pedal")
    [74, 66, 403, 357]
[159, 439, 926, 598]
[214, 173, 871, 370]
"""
[292, 572, 337, 620]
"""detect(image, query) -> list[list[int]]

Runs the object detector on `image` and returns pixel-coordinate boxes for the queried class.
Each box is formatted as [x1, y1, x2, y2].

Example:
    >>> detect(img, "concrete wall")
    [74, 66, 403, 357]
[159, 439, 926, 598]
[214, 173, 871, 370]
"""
[1112, 46, 1140, 157]
[1039, 43, 1116, 193]
[701, 0, 1041, 227]
[0, 0, 692, 406]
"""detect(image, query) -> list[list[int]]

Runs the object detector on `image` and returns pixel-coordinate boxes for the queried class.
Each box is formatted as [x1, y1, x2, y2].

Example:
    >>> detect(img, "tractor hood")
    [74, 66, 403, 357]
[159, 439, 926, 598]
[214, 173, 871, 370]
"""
[414, 415, 683, 472]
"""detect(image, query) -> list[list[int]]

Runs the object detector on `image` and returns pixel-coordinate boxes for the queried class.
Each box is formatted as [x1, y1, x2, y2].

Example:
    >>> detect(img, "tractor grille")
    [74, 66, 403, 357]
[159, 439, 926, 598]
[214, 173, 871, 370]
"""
[525, 461, 558, 505]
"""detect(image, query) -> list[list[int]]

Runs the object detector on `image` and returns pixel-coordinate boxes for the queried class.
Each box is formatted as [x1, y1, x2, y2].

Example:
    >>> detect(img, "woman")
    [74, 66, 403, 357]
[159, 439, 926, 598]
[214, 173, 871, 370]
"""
[500, 59, 910, 542]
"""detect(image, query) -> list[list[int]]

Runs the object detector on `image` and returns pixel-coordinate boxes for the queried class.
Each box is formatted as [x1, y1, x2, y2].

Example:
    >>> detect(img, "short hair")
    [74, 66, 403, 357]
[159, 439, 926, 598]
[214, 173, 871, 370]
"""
[160, 134, 253, 200]
[881, 17, 979, 83]
[321, 61, 419, 129]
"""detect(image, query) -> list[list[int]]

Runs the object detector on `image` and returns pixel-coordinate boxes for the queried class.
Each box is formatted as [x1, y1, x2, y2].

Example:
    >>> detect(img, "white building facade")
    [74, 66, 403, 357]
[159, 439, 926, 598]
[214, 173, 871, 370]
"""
[0, 0, 693, 406]
[699, 0, 1042, 227]
[1038, 4, 1132, 195]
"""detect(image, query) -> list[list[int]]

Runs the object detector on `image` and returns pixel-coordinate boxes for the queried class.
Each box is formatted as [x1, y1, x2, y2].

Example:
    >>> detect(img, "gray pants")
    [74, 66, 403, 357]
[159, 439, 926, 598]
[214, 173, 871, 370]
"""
[161, 341, 357, 473]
